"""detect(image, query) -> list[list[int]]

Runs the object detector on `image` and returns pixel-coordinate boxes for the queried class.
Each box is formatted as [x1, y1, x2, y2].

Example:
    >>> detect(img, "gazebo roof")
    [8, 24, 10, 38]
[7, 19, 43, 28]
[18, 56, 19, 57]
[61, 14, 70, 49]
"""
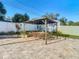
[25, 18, 57, 24]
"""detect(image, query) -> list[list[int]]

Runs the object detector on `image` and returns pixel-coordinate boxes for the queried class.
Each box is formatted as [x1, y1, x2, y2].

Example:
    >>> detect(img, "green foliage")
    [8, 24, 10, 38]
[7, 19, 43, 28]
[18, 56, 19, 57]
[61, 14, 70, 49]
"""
[59, 18, 79, 26]
[59, 17, 68, 25]
[12, 13, 29, 22]
[42, 13, 59, 20]
[68, 21, 74, 25]
[50, 31, 79, 39]
[24, 13, 29, 21]
[0, 2, 7, 21]
[0, 31, 17, 35]
[72, 22, 79, 26]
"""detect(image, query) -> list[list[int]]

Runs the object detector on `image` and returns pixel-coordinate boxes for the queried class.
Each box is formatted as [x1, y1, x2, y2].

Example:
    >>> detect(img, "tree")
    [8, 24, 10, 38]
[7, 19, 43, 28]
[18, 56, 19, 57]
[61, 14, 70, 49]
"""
[68, 21, 74, 26]
[59, 17, 68, 25]
[0, 2, 6, 21]
[42, 13, 59, 20]
[12, 14, 23, 22]
[24, 13, 29, 21]
[12, 13, 29, 22]
[12, 13, 29, 38]
[73, 22, 79, 26]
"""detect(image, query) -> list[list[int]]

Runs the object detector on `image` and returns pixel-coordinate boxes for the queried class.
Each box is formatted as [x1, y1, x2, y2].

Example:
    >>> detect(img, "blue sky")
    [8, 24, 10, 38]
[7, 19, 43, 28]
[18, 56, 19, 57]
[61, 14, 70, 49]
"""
[1, 0, 79, 21]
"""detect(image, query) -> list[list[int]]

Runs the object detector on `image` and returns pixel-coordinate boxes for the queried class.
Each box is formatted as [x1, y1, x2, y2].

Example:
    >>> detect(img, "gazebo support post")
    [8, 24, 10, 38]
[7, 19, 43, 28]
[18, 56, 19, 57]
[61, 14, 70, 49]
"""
[45, 19, 47, 45]
[56, 23, 58, 39]
[23, 22, 26, 38]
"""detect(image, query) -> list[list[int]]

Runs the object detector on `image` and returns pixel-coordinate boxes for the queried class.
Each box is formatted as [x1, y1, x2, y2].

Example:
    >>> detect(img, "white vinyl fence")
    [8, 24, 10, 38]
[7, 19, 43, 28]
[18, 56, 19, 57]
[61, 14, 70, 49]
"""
[0, 21, 16, 32]
[0, 21, 79, 36]
[0, 21, 37, 32]
[59, 26, 79, 36]
[0, 21, 57, 32]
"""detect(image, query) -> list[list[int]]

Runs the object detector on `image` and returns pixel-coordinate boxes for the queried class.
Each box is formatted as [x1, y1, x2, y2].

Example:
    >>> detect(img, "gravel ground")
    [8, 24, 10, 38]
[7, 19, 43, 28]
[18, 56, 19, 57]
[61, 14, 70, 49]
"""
[0, 38, 79, 59]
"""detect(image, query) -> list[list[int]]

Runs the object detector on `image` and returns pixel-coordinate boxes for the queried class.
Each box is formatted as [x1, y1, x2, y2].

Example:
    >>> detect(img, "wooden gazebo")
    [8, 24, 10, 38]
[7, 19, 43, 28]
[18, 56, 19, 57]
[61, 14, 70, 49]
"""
[25, 17, 58, 44]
